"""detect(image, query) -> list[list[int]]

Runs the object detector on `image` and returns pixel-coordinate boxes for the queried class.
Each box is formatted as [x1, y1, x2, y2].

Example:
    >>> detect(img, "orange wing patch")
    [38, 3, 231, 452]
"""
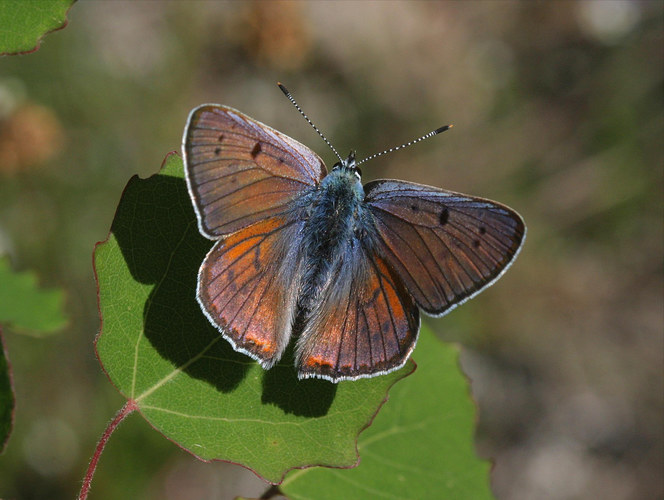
[296, 252, 419, 381]
[197, 216, 299, 366]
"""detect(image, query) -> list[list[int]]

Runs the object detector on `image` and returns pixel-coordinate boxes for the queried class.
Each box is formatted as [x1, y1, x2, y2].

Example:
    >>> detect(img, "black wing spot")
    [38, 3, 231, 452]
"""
[214, 147, 221, 155]
[218, 134, 224, 142]
[251, 142, 262, 159]
[439, 207, 450, 226]
[473, 239, 481, 248]
[479, 226, 487, 235]
[278, 157, 285, 164]
[411, 204, 419, 212]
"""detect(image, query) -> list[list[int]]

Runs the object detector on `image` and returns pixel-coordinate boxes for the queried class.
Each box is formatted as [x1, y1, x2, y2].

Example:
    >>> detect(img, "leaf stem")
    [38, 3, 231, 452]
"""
[78, 399, 137, 500]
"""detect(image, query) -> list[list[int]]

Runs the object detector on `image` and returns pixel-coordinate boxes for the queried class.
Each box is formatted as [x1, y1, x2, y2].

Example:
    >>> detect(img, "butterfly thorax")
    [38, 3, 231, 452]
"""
[294, 163, 369, 318]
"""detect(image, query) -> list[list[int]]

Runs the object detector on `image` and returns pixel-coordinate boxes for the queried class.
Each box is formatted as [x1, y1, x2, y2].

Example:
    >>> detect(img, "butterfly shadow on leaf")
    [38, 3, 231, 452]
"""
[261, 342, 337, 417]
[111, 170, 251, 392]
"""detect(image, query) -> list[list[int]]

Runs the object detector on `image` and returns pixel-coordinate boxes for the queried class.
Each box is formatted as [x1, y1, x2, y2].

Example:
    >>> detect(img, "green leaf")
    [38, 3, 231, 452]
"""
[281, 327, 494, 499]
[0, 328, 13, 454]
[0, 255, 67, 335]
[94, 153, 414, 484]
[0, 0, 74, 55]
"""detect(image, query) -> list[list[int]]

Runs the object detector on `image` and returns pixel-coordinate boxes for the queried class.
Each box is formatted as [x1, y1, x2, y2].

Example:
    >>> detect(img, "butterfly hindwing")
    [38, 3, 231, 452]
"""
[296, 245, 419, 382]
[183, 105, 326, 238]
[197, 216, 301, 367]
[365, 180, 526, 316]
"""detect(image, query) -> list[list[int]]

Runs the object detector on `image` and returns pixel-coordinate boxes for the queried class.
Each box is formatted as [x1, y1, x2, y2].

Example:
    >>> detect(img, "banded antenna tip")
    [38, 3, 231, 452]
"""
[277, 82, 290, 95]
[356, 123, 453, 166]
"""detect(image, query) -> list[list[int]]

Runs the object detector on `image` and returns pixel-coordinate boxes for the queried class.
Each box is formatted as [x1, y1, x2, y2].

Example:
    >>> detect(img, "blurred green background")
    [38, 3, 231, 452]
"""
[0, 2, 662, 499]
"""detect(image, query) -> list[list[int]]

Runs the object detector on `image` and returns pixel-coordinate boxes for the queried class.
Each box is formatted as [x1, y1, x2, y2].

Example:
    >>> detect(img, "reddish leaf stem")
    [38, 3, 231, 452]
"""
[78, 399, 137, 500]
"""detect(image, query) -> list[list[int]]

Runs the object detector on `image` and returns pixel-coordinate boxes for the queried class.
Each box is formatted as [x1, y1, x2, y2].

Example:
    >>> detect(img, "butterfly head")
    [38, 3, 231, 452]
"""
[332, 151, 362, 182]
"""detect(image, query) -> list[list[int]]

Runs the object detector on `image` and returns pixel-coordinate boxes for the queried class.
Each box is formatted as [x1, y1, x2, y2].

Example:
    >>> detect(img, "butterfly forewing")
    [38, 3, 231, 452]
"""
[365, 180, 525, 316]
[183, 105, 326, 237]
[197, 216, 301, 366]
[296, 248, 419, 382]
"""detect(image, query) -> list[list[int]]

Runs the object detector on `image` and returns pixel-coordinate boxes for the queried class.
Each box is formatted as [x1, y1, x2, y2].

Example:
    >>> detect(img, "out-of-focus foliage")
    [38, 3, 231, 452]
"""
[0, 256, 67, 334]
[0, 253, 68, 454]
[0, 2, 661, 499]
[0, 0, 74, 55]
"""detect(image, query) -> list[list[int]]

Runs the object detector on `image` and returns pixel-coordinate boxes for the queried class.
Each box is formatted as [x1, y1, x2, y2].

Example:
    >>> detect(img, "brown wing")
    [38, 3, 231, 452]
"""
[183, 105, 326, 238]
[364, 180, 526, 316]
[296, 251, 419, 382]
[197, 216, 301, 367]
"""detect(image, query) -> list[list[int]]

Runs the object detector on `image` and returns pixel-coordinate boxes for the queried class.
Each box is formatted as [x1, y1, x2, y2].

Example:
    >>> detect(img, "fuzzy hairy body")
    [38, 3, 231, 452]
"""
[290, 166, 374, 333]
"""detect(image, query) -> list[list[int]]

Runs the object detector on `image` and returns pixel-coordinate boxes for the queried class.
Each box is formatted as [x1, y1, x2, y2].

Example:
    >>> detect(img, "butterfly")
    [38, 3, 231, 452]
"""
[182, 84, 525, 383]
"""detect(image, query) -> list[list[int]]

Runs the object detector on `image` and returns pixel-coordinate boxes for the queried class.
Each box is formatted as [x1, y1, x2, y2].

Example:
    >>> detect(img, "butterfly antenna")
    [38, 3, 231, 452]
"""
[356, 124, 453, 166]
[278, 83, 343, 163]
